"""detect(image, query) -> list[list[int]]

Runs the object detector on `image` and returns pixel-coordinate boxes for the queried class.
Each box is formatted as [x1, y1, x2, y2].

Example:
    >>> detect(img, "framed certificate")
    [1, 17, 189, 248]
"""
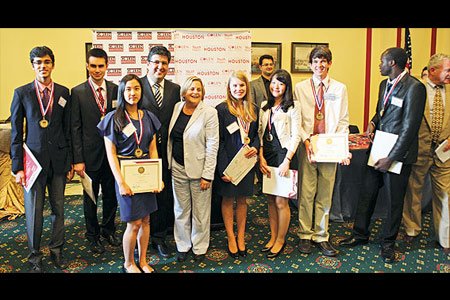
[310, 133, 349, 163]
[120, 158, 162, 193]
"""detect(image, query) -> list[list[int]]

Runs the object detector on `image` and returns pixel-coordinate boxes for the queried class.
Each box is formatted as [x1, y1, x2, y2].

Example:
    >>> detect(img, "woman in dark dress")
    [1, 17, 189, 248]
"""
[216, 71, 259, 258]
[258, 69, 301, 258]
[97, 74, 162, 273]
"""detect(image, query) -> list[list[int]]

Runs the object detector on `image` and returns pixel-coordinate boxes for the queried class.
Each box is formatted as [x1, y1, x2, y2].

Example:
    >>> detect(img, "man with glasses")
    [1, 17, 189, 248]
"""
[251, 54, 275, 108]
[141, 45, 181, 258]
[10, 46, 73, 272]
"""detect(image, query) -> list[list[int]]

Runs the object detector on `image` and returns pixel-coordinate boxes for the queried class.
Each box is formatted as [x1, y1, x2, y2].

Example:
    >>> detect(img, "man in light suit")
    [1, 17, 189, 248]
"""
[167, 76, 219, 262]
[10, 46, 72, 272]
[141, 45, 181, 258]
[339, 47, 426, 263]
[250, 54, 275, 108]
[71, 48, 120, 254]
[402, 53, 450, 254]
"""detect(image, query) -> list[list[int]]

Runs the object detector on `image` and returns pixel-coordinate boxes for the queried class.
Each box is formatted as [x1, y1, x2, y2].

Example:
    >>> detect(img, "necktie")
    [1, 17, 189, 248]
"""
[313, 82, 325, 134]
[42, 87, 50, 109]
[97, 87, 105, 108]
[154, 83, 162, 107]
[431, 86, 444, 143]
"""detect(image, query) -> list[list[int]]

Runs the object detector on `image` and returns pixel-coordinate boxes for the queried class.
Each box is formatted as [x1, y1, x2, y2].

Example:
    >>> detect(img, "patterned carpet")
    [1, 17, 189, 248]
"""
[0, 187, 449, 274]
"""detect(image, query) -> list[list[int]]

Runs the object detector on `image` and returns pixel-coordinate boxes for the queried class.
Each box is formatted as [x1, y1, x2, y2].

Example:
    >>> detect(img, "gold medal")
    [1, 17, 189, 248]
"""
[316, 112, 324, 120]
[380, 109, 384, 117]
[39, 119, 49, 128]
[134, 148, 143, 158]
[244, 136, 250, 144]
[100, 115, 105, 121]
[266, 133, 273, 142]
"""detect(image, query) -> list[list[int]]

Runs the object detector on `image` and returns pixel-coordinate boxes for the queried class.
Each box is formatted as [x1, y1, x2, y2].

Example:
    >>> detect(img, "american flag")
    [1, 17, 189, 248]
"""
[404, 27, 412, 72]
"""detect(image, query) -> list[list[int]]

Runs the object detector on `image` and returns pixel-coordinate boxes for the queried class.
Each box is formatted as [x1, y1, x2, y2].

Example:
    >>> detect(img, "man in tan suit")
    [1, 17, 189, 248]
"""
[402, 53, 450, 254]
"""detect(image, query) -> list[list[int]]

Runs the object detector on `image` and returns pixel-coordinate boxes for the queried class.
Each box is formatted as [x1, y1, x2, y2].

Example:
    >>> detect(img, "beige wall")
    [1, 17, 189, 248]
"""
[1, 28, 449, 131]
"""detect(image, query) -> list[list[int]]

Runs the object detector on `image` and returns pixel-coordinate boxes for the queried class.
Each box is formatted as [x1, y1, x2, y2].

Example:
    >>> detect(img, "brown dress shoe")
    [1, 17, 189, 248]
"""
[403, 235, 416, 243]
[298, 239, 312, 254]
[315, 241, 339, 257]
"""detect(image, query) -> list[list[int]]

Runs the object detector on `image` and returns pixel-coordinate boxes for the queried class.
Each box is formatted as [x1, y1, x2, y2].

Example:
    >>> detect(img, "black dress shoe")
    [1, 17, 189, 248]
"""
[194, 253, 206, 262]
[339, 236, 369, 247]
[380, 246, 395, 263]
[298, 239, 312, 254]
[261, 245, 272, 253]
[238, 248, 247, 257]
[403, 235, 416, 243]
[89, 239, 105, 254]
[28, 261, 43, 273]
[50, 252, 67, 269]
[102, 233, 121, 247]
[315, 241, 339, 257]
[176, 251, 188, 262]
[267, 242, 286, 259]
[152, 242, 171, 258]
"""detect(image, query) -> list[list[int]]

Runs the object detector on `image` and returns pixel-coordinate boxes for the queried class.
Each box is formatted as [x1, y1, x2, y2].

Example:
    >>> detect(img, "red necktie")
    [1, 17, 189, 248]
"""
[43, 87, 52, 117]
[97, 87, 105, 108]
[313, 82, 325, 134]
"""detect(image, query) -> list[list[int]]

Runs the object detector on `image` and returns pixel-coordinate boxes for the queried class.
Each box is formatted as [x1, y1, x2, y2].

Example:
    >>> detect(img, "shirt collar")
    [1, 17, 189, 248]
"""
[147, 75, 164, 88]
[312, 74, 330, 88]
[35, 79, 53, 92]
[89, 78, 106, 91]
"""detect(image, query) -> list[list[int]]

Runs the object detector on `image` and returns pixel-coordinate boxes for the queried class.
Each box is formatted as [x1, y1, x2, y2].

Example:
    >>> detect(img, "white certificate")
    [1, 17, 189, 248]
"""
[310, 133, 349, 163]
[367, 130, 403, 174]
[435, 140, 450, 163]
[262, 166, 298, 199]
[120, 158, 162, 193]
[80, 172, 96, 204]
[223, 145, 257, 186]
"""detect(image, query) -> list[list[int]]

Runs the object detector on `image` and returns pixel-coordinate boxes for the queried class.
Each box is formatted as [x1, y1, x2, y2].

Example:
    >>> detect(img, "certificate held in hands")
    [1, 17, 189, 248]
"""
[223, 145, 257, 186]
[310, 133, 349, 163]
[120, 159, 162, 193]
[23, 143, 42, 193]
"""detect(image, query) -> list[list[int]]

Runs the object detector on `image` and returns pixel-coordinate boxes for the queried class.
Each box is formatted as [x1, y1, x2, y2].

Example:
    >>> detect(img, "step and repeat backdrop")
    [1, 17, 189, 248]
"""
[92, 30, 251, 107]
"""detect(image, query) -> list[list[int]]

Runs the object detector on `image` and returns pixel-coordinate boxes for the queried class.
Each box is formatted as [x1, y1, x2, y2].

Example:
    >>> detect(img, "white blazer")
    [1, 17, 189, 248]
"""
[167, 101, 219, 180]
[258, 101, 302, 154]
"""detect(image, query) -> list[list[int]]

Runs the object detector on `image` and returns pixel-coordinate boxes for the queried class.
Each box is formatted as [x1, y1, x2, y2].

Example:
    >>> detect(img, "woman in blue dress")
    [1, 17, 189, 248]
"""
[97, 74, 162, 273]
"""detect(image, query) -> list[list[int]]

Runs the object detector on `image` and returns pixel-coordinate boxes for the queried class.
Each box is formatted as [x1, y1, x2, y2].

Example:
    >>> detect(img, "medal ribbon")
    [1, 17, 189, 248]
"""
[124, 110, 144, 149]
[267, 103, 281, 132]
[88, 78, 107, 116]
[310, 78, 328, 112]
[34, 80, 54, 119]
[382, 70, 407, 109]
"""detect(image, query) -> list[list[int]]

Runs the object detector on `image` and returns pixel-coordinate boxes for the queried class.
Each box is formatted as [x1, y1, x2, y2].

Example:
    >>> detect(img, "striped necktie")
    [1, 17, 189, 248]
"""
[154, 83, 162, 107]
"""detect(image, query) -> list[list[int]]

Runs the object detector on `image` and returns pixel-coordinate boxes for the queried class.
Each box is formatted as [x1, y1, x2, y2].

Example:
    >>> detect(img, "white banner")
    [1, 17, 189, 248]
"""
[92, 30, 252, 107]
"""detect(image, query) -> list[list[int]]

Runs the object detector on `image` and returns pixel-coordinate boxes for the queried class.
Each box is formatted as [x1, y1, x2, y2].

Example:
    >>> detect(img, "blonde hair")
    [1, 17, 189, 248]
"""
[180, 76, 205, 101]
[225, 70, 256, 122]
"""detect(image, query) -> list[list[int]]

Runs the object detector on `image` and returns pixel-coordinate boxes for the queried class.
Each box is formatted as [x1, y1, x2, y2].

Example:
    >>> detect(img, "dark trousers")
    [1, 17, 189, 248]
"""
[150, 142, 175, 243]
[83, 158, 117, 242]
[24, 167, 66, 264]
[353, 163, 412, 248]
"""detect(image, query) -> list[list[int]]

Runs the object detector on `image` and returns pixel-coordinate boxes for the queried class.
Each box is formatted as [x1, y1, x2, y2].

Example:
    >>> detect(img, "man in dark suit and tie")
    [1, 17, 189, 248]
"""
[71, 48, 120, 254]
[141, 45, 181, 258]
[10, 46, 72, 272]
[339, 47, 426, 263]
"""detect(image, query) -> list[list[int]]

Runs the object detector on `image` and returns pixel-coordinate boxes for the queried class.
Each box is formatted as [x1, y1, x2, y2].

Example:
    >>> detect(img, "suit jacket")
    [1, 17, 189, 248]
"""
[71, 80, 118, 172]
[140, 77, 181, 169]
[250, 76, 268, 108]
[416, 84, 450, 167]
[371, 73, 426, 165]
[167, 101, 219, 180]
[10, 81, 72, 174]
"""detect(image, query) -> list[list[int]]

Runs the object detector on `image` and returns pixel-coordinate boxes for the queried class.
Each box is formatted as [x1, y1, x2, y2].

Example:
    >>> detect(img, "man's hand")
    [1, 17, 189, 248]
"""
[374, 157, 392, 173]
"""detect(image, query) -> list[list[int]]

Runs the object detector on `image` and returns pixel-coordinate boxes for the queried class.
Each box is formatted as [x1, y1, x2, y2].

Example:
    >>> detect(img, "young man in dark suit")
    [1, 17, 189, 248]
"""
[10, 46, 72, 272]
[71, 48, 120, 254]
[339, 47, 426, 263]
[141, 45, 181, 258]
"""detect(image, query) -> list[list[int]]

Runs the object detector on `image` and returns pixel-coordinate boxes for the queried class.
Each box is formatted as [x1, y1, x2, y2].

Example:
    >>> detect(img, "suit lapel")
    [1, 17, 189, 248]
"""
[168, 102, 183, 135]
[185, 101, 204, 132]
[142, 77, 159, 111]
[441, 86, 450, 135]
[84, 81, 102, 117]
[423, 93, 431, 127]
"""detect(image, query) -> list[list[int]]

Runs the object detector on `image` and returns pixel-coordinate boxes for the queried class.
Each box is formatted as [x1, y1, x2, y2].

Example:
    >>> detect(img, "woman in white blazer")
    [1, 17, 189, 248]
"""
[167, 76, 219, 262]
[258, 69, 302, 258]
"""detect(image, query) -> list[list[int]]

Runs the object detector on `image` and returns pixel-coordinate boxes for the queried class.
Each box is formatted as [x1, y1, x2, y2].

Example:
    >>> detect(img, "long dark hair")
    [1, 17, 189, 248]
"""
[113, 74, 144, 132]
[262, 69, 294, 112]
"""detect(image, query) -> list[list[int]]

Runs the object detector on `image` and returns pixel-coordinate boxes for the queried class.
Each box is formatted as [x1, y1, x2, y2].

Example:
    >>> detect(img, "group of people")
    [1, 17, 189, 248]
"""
[9, 43, 449, 273]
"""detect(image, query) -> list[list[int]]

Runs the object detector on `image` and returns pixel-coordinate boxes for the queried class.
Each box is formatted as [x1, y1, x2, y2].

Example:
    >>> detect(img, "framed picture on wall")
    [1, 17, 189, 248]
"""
[85, 42, 93, 79]
[291, 42, 329, 73]
[251, 42, 282, 75]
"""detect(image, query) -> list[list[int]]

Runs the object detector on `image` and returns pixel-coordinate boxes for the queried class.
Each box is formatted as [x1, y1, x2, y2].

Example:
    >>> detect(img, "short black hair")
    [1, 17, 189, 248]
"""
[29, 46, 54, 64]
[86, 48, 108, 64]
[259, 54, 274, 66]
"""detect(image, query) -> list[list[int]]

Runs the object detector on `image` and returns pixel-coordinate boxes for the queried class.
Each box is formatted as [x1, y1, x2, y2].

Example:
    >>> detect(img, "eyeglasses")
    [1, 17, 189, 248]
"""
[261, 63, 274, 67]
[32, 60, 53, 66]
[149, 60, 169, 67]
